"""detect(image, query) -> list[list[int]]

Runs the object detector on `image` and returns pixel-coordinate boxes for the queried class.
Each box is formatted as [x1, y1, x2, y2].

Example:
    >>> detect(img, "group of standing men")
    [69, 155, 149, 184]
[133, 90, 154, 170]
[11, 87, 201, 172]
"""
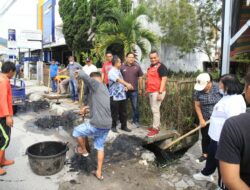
[50, 50, 168, 138]
[101, 50, 168, 137]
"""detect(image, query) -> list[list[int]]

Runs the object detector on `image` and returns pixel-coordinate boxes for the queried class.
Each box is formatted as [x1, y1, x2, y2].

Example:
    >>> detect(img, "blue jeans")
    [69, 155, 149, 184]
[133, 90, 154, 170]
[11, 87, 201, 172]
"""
[51, 77, 57, 92]
[69, 78, 79, 101]
[127, 90, 139, 123]
[72, 122, 110, 151]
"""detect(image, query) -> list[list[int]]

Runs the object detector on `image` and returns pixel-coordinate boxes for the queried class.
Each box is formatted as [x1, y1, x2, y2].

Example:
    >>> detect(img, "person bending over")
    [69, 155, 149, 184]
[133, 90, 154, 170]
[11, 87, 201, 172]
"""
[72, 71, 111, 181]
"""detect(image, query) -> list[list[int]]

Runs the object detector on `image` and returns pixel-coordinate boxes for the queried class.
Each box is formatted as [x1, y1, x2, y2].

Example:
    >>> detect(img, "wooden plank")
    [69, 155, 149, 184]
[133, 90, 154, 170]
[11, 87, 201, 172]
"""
[43, 93, 70, 99]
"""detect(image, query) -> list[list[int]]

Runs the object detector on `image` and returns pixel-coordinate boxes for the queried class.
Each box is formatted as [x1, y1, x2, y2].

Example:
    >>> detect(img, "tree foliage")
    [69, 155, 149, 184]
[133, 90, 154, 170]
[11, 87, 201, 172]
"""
[139, 0, 222, 62]
[139, 0, 199, 53]
[94, 3, 158, 60]
[59, 0, 119, 54]
[194, 0, 222, 62]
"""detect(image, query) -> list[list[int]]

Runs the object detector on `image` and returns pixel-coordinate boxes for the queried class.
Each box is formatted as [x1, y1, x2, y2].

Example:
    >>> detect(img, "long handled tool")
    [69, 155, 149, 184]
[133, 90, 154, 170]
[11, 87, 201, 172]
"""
[80, 80, 84, 106]
[162, 120, 210, 150]
[44, 71, 51, 94]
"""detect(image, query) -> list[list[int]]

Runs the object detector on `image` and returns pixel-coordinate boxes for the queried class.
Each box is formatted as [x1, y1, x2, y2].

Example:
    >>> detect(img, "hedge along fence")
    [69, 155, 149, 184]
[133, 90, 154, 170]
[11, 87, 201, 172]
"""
[129, 79, 196, 134]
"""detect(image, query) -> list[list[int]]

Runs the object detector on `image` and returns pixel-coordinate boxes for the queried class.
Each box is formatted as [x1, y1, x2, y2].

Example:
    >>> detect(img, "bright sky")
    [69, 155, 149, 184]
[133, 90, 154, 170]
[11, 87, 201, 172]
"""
[0, 0, 38, 40]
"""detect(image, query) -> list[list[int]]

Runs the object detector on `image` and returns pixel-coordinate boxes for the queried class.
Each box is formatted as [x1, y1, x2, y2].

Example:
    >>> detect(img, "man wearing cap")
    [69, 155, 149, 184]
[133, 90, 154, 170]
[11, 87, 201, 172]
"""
[82, 58, 97, 76]
[82, 58, 98, 105]
[193, 73, 221, 163]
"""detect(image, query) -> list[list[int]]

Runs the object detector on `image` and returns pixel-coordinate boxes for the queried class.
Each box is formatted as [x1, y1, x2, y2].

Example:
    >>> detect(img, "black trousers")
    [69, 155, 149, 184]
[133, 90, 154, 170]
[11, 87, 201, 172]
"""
[202, 139, 218, 175]
[0, 118, 11, 150]
[110, 98, 127, 129]
[201, 139, 227, 189]
[201, 124, 211, 154]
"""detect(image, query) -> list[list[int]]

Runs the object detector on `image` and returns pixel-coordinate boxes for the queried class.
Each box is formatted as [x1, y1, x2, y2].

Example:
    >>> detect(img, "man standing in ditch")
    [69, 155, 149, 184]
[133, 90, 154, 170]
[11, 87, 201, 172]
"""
[72, 70, 111, 181]
[0, 61, 16, 175]
[121, 52, 143, 128]
[59, 56, 82, 103]
[145, 50, 168, 138]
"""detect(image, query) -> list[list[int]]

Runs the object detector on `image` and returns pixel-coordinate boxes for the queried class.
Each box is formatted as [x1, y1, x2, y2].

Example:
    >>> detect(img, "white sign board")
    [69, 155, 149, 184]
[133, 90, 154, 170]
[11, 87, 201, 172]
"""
[20, 30, 42, 41]
[17, 41, 42, 49]
[17, 30, 42, 50]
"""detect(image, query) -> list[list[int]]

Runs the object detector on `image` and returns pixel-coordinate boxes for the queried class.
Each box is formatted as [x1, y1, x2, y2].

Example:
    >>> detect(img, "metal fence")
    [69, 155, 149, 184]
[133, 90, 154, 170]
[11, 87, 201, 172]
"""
[138, 79, 196, 134]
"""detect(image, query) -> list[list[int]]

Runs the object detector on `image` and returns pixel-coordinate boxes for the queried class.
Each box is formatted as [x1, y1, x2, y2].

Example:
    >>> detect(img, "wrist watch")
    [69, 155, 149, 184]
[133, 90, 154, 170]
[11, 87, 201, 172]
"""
[158, 92, 162, 94]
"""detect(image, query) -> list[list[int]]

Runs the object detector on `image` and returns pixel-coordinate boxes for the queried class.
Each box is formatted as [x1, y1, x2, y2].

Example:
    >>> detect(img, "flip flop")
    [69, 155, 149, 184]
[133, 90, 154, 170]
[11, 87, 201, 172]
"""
[92, 171, 104, 181]
[74, 146, 89, 157]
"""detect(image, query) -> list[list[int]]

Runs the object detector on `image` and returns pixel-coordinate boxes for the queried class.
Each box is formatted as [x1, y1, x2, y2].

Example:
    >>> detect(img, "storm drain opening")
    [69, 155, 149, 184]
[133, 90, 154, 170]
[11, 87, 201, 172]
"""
[143, 131, 199, 168]
[143, 143, 188, 168]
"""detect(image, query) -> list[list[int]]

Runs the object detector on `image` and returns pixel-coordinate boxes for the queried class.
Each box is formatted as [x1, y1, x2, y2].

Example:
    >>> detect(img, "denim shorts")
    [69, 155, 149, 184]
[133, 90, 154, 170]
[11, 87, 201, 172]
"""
[72, 122, 110, 151]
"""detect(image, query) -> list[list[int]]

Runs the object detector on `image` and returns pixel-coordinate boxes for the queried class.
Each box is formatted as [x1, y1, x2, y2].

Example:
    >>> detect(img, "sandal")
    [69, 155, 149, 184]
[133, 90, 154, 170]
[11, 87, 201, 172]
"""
[74, 146, 89, 157]
[92, 171, 104, 181]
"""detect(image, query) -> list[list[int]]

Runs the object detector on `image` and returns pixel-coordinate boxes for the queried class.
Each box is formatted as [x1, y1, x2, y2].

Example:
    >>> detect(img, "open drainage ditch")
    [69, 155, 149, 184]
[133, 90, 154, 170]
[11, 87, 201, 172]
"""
[68, 135, 189, 174]
[33, 115, 192, 174]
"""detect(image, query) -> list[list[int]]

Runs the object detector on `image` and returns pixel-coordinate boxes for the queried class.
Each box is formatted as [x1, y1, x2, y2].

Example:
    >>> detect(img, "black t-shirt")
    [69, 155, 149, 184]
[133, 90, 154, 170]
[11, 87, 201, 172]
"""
[216, 113, 250, 187]
[157, 64, 169, 77]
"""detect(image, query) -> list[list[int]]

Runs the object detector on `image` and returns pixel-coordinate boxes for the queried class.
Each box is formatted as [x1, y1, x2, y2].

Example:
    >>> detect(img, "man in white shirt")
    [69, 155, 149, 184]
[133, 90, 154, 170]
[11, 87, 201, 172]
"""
[82, 58, 97, 76]
[82, 58, 98, 105]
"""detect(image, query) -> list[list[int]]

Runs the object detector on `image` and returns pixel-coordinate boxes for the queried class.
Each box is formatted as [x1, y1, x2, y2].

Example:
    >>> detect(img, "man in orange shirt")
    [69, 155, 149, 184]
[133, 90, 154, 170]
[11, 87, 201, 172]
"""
[0, 61, 16, 175]
[101, 51, 113, 88]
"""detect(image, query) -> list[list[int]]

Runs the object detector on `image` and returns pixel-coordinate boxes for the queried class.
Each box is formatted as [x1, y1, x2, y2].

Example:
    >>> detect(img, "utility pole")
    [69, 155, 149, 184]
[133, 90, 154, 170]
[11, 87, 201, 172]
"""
[221, 0, 233, 75]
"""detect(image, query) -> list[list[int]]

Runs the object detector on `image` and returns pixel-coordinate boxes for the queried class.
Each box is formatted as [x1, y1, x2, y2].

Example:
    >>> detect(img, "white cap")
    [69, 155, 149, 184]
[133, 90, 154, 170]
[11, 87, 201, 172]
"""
[194, 73, 210, 91]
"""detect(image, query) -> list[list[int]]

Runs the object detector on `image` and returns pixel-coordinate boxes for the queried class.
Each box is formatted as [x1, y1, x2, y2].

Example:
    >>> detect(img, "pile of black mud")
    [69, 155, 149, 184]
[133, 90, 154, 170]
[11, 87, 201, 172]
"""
[35, 111, 80, 129]
[68, 135, 144, 174]
[14, 100, 50, 114]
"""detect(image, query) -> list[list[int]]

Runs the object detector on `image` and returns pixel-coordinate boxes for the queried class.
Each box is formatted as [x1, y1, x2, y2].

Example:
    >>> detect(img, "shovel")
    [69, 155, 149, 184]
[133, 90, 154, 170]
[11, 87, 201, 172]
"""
[44, 71, 51, 94]
[162, 120, 210, 150]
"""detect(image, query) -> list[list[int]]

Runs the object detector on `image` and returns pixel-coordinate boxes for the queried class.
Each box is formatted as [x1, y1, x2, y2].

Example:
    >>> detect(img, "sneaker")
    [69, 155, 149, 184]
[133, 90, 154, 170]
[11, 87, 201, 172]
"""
[147, 127, 154, 131]
[196, 155, 207, 163]
[74, 101, 79, 104]
[215, 187, 223, 190]
[111, 127, 118, 133]
[121, 127, 132, 132]
[193, 172, 214, 182]
[132, 122, 140, 128]
[146, 129, 159, 137]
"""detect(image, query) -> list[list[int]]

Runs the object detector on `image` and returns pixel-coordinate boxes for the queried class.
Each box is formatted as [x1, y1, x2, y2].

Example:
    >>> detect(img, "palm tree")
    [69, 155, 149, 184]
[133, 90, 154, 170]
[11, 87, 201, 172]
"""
[94, 5, 158, 60]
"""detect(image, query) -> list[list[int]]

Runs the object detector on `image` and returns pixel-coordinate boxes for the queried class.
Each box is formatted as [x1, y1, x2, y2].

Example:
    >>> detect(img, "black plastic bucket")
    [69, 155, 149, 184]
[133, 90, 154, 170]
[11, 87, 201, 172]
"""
[26, 141, 69, 176]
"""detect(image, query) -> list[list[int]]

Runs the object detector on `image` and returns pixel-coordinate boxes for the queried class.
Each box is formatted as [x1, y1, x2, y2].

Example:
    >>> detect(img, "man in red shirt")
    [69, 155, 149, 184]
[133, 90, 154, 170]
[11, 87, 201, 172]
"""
[0, 61, 16, 175]
[101, 51, 113, 87]
[145, 50, 168, 137]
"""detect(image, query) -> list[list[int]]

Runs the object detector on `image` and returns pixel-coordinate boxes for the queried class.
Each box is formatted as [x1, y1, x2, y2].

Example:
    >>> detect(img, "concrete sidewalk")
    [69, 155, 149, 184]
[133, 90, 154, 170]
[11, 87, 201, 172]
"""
[1, 112, 77, 190]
